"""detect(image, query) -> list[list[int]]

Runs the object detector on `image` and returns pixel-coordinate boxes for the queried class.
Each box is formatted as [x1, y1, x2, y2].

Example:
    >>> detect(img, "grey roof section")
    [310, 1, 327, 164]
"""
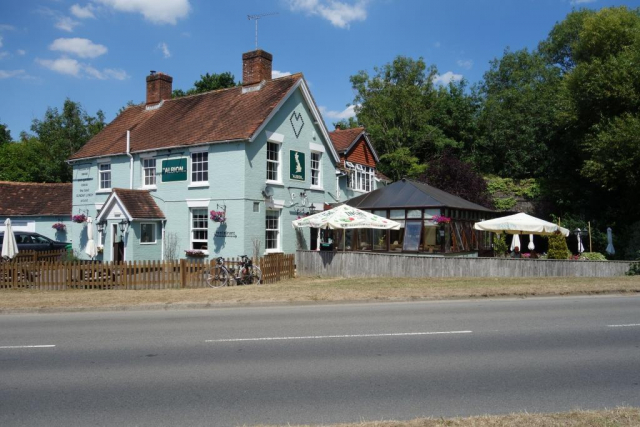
[345, 179, 494, 212]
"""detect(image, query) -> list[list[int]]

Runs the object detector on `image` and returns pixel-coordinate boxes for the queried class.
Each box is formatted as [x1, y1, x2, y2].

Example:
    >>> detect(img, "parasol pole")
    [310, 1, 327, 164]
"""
[588, 221, 592, 253]
[343, 229, 346, 252]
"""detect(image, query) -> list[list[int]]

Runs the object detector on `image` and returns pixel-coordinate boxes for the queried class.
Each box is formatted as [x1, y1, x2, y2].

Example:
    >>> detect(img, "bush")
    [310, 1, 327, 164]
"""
[579, 252, 607, 261]
[547, 232, 570, 259]
[494, 234, 508, 257]
[627, 263, 640, 276]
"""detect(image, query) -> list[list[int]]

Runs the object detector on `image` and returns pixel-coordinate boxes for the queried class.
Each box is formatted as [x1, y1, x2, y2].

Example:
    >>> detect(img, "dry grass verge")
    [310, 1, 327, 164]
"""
[1, 276, 639, 311]
[250, 407, 640, 427]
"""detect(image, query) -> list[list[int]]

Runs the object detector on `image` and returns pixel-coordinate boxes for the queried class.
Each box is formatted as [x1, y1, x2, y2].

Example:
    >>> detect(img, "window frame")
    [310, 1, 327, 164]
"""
[140, 222, 157, 245]
[310, 151, 322, 189]
[98, 162, 112, 190]
[347, 164, 374, 192]
[265, 209, 281, 253]
[189, 149, 209, 187]
[266, 141, 282, 184]
[141, 157, 157, 188]
[190, 208, 209, 252]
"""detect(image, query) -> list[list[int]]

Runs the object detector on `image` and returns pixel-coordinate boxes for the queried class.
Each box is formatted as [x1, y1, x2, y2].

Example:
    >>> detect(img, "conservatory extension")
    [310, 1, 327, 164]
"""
[332, 179, 496, 256]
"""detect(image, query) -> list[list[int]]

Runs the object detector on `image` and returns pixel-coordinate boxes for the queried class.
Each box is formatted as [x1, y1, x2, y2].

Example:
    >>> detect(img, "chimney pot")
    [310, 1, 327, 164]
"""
[242, 49, 273, 86]
[146, 72, 172, 106]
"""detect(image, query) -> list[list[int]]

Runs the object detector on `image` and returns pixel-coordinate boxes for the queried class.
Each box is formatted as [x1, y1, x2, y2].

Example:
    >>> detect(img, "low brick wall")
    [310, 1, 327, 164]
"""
[296, 251, 636, 278]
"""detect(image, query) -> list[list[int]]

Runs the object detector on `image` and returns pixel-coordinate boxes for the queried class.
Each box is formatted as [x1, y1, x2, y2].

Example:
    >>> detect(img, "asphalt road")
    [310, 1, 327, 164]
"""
[1, 295, 639, 426]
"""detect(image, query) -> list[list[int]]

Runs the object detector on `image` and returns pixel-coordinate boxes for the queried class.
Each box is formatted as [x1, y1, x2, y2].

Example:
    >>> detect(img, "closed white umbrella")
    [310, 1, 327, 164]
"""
[606, 227, 615, 255]
[510, 234, 521, 252]
[577, 232, 585, 254]
[528, 234, 535, 251]
[85, 217, 98, 259]
[1, 218, 19, 259]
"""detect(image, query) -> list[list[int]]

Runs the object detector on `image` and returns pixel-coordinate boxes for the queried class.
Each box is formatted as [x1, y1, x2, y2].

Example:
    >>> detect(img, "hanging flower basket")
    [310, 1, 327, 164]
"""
[209, 210, 226, 223]
[432, 215, 451, 224]
[185, 249, 207, 258]
[52, 222, 67, 232]
[72, 214, 87, 224]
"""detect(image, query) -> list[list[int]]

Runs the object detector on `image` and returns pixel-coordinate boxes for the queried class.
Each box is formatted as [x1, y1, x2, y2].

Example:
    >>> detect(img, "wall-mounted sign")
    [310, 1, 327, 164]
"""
[162, 158, 187, 182]
[215, 231, 237, 238]
[290, 150, 306, 181]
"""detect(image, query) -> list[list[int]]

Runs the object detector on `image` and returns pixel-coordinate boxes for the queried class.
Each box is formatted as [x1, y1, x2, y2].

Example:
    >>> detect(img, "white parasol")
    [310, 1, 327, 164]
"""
[85, 217, 98, 259]
[1, 218, 19, 259]
[528, 234, 535, 251]
[577, 232, 585, 254]
[474, 212, 570, 237]
[292, 204, 402, 231]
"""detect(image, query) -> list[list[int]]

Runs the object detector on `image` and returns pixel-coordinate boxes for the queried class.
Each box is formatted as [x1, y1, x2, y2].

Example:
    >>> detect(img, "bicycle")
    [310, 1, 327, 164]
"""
[205, 257, 232, 288]
[233, 255, 262, 285]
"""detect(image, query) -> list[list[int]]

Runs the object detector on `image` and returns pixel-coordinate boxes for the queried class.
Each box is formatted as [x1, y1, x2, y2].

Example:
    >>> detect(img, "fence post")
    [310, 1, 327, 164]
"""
[180, 259, 187, 288]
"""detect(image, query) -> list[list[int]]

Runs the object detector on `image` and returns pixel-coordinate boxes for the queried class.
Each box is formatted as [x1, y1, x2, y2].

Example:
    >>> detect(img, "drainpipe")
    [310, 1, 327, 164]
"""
[161, 220, 166, 261]
[126, 130, 133, 189]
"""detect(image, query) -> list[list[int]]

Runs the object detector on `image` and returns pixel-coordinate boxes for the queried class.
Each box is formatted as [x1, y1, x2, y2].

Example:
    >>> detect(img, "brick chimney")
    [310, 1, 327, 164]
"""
[242, 49, 272, 86]
[146, 71, 173, 106]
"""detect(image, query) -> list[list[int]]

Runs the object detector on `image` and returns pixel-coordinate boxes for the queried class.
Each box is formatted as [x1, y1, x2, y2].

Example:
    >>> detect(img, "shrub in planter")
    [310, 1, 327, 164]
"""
[547, 232, 570, 260]
[494, 233, 508, 257]
[185, 249, 207, 258]
[209, 210, 226, 223]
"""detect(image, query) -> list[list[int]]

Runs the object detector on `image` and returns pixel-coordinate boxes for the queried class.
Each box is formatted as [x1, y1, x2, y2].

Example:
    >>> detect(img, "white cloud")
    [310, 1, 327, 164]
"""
[432, 71, 463, 85]
[157, 42, 171, 58]
[36, 57, 128, 80]
[320, 104, 356, 120]
[456, 59, 473, 70]
[433, 41, 441, 48]
[17, 49, 26, 56]
[70, 4, 96, 19]
[36, 57, 82, 76]
[288, 0, 368, 29]
[0, 25, 16, 31]
[571, 0, 596, 4]
[0, 51, 9, 60]
[0, 35, 3, 48]
[94, 0, 191, 25]
[0, 69, 26, 79]
[50, 38, 107, 58]
[38, 8, 81, 32]
[272, 70, 291, 78]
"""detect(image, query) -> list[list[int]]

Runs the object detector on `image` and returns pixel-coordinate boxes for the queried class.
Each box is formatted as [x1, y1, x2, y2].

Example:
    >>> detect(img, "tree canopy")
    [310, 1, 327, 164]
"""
[172, 71, 238, 98]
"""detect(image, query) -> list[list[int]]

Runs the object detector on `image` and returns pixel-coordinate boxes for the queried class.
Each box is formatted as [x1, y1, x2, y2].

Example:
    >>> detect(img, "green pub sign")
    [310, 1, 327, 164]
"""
[162, 158, 188, 182]
[289, 150, 306, 181]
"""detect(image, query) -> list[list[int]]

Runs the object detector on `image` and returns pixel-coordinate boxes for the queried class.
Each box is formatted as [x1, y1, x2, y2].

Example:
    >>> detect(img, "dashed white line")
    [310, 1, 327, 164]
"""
[0, 345, 56, 349]
[206, 331, 473, 343]
[607, 324, 640, 328]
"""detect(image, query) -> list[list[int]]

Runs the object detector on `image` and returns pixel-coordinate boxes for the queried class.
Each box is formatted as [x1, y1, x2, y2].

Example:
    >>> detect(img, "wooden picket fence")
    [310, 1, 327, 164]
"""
[12, 249, 69, 263]
[0, 254, 295, 291]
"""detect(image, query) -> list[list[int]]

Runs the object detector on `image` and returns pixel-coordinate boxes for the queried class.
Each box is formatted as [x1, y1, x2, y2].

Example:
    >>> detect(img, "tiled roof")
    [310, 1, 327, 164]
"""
[113, 189, 165, 219]
[345, 179, 494, 212]
[328, 127, 364, 152]
[0, 181, 72, 216]
[70, 74, 303, 160]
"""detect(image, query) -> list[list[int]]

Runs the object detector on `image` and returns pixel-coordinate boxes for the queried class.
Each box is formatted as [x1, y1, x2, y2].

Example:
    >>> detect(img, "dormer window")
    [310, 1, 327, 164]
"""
[348, 164, 374, 192]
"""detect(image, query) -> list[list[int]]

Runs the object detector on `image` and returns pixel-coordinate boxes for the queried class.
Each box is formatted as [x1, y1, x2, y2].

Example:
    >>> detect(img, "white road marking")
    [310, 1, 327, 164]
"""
[206, 331, 472, 343]
[0, 345, 56, 349]
[607, 324, 640, 328]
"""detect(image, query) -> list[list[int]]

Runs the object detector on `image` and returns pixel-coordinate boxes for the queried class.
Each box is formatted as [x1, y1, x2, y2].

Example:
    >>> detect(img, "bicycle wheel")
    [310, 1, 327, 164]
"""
[204, 268, 215, 287]
[211, 267, 229, 288]
[250, 266, 262, 285]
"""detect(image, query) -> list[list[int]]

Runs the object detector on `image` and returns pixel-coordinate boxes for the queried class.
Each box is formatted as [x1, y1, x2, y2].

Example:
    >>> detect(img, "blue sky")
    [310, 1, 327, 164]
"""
[1, 0, 638, 138]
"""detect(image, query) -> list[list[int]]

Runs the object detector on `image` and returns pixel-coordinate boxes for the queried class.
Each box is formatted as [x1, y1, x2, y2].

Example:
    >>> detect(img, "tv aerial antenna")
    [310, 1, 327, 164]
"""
[247, 12, 278, 50]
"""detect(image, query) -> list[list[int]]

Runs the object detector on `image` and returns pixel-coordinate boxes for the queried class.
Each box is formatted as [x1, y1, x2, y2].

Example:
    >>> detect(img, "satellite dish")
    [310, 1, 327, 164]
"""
[262, 186, 274, 198]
